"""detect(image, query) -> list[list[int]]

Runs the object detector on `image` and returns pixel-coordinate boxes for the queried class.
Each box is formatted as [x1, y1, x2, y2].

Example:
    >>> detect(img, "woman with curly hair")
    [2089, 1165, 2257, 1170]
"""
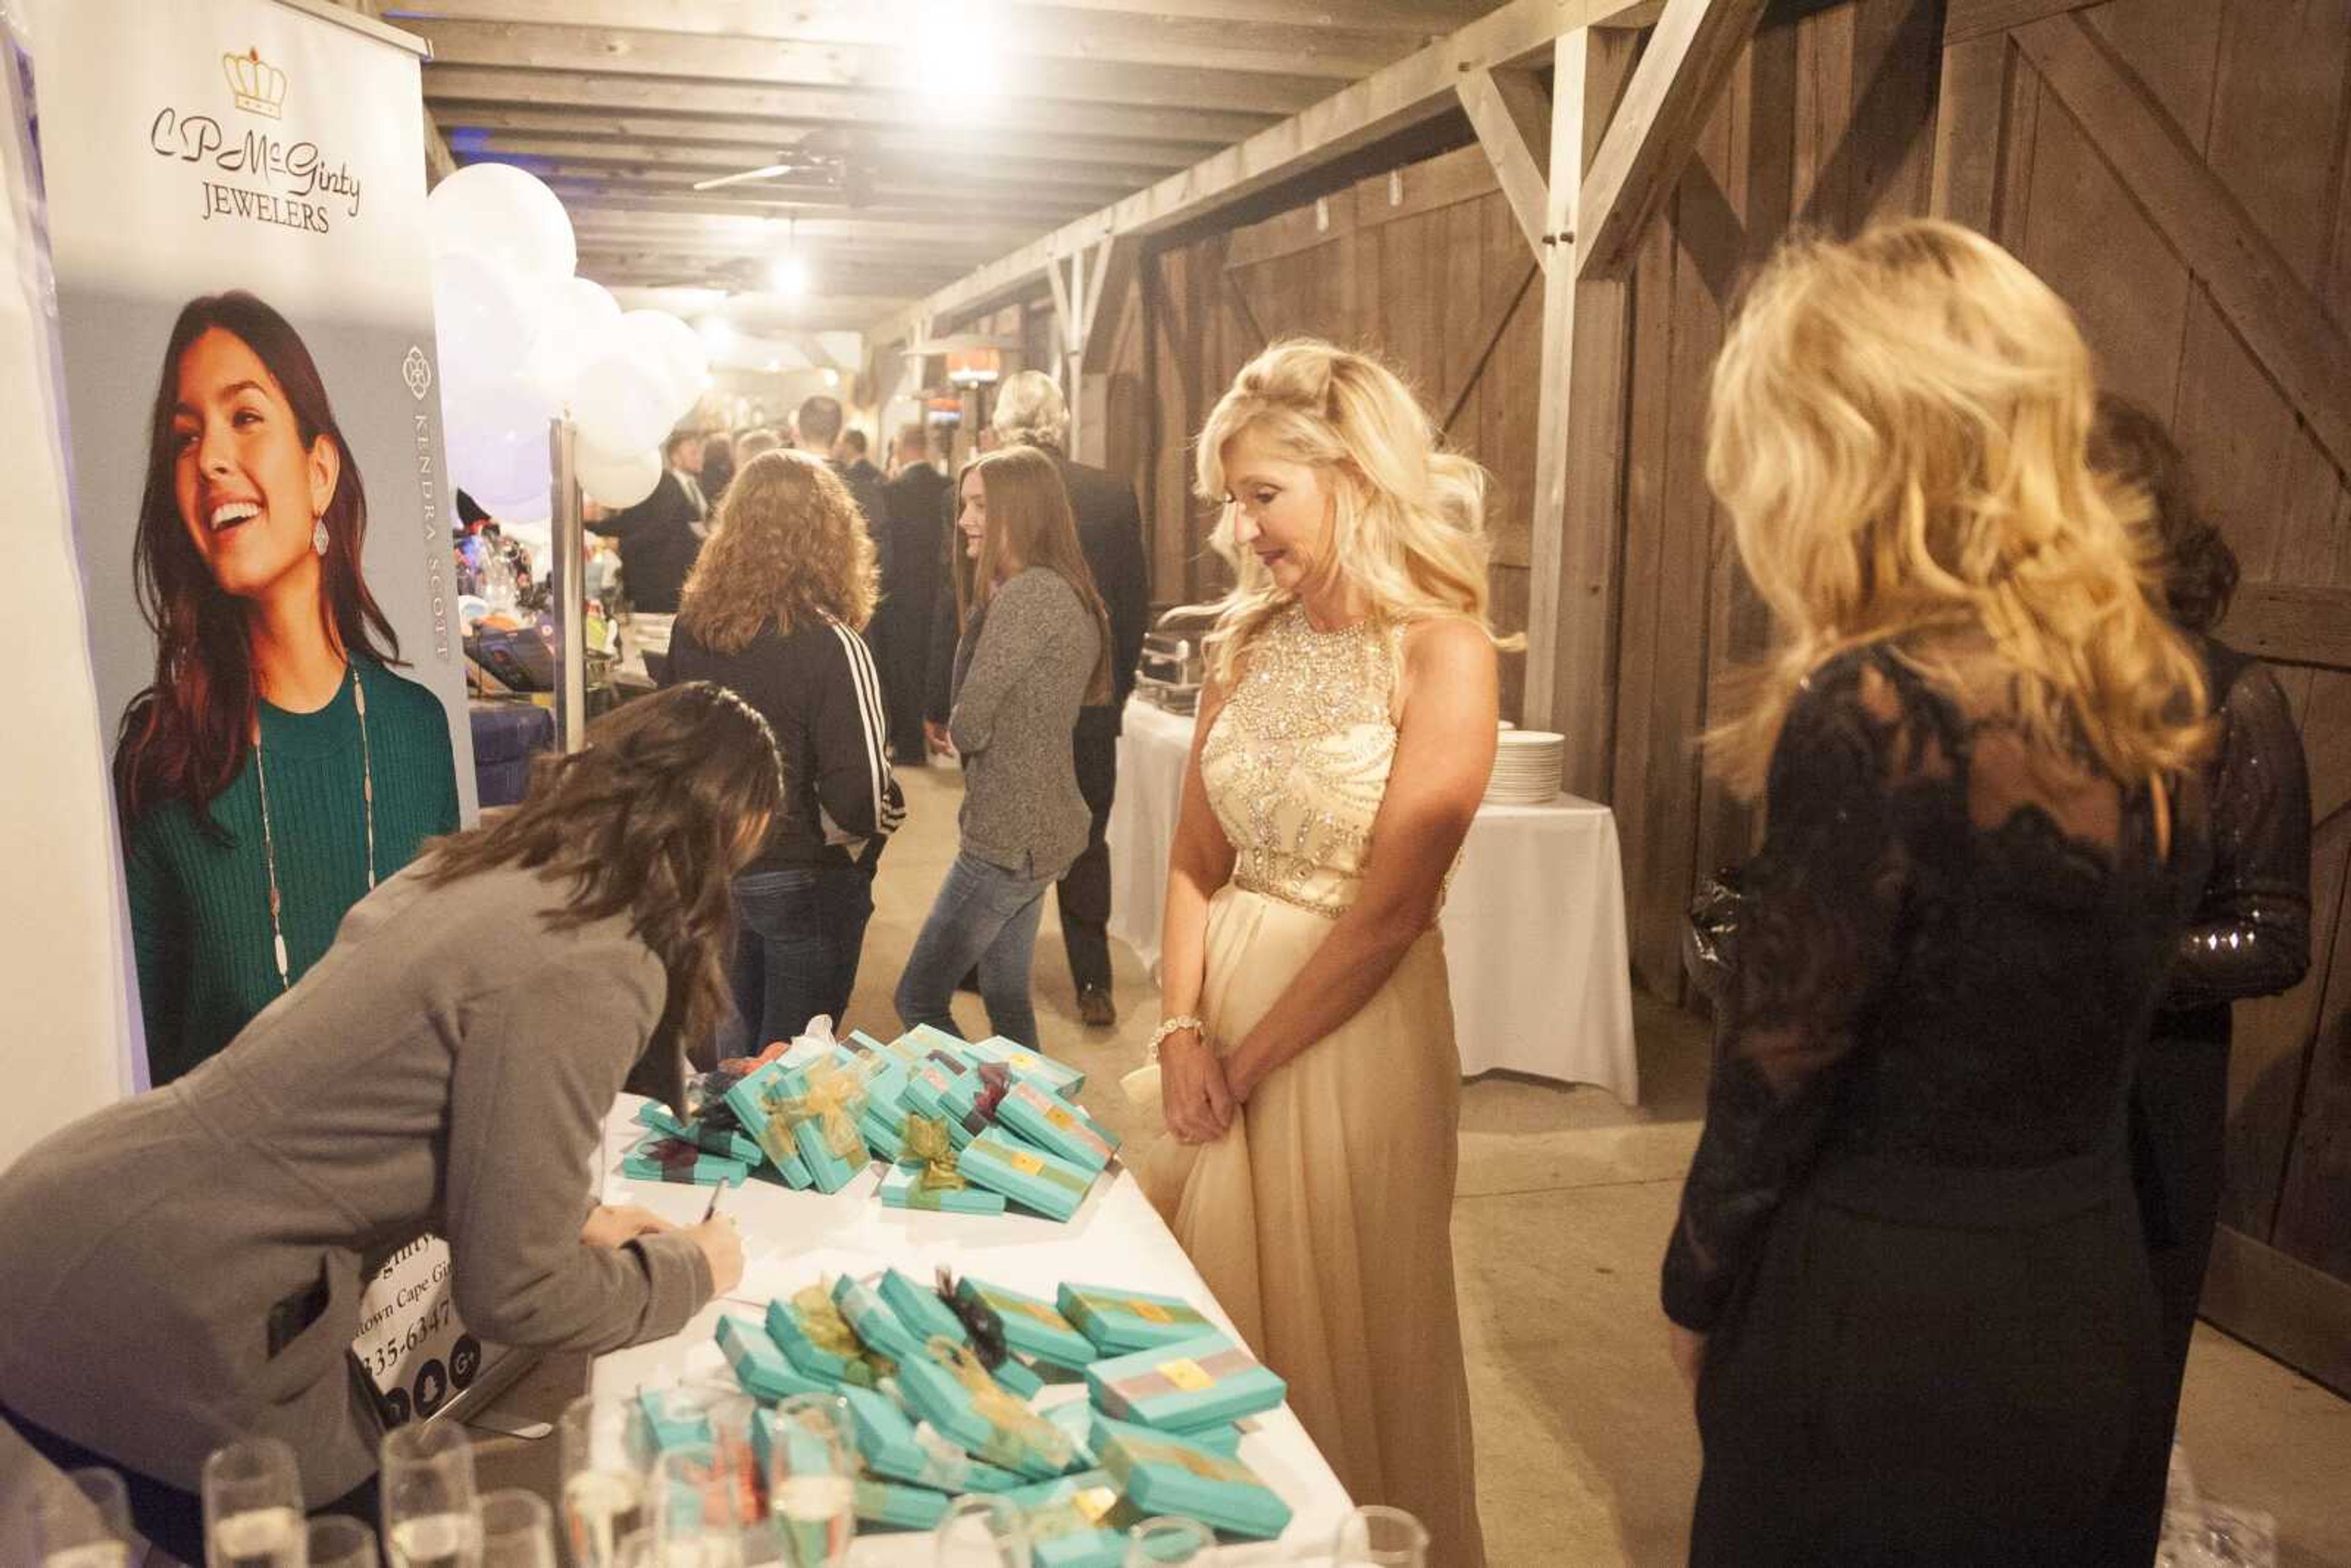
[668, 448, 905, 1047]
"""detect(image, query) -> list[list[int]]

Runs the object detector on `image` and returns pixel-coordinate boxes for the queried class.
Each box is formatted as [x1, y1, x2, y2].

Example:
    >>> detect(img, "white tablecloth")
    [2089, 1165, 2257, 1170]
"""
[1105, 697, 1639, 1103]
[593, 1100, 1354, 1564]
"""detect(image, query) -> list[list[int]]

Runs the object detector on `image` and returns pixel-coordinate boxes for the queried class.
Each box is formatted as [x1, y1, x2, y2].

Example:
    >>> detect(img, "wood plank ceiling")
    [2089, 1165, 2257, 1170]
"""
[389, 1, 1505, 332]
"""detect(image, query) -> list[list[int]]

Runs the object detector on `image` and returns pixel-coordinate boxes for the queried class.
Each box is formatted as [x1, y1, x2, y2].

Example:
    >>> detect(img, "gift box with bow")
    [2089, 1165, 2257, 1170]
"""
[621, 1135, 749, 1188]
[632, 1101, 762, 1166]
[998, 1469, 1142, 1567]
[953, 1275, 1098, 1368]
[716, 1313, 832, 1403]
[892, 1341, 1076, 1480]
[839, 1384, 1023, 1494]
[767, 1286, 886, 1389]
[961, 1034, 1089, 1100]
[1085, 1330, 1287, 1433]
[831, 1275, 928, 1365]
[1056, 1284, 1212, 1354]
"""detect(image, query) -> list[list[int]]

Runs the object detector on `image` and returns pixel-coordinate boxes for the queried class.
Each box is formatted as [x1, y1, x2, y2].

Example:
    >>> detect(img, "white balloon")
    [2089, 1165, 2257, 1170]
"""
[571, 349, 680, 459]
[617, 310, 709, 422]
[432, 249, 540, 397]
[427, 162, 577, 284]
[441, 374, 555, 514]
[577, 445, 662, 509]
[527, 276, 625, 405]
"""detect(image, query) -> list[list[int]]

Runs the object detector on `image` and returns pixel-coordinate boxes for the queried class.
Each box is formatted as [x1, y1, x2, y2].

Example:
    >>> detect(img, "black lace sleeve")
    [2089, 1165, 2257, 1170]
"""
[2167, 658, 2312, 1010]
[1662, 661, 1913, 1332]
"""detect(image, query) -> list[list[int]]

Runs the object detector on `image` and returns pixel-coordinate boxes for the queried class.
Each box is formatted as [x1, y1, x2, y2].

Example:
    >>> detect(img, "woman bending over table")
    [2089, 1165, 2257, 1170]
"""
[1140, 337, 1502, 1566]
[0, 683, 773, 1559]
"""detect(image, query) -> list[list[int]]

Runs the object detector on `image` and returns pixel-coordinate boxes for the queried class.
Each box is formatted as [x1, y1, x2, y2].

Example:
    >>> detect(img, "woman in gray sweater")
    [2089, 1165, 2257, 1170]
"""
[0, 683, 778, 1556]
[896, 445, 1111, 1047]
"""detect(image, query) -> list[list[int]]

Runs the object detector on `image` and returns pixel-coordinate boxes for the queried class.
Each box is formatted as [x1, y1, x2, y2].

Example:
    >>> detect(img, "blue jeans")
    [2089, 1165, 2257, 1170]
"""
[896, 850, 1055, 1048]
[726, 861, 874, 1053]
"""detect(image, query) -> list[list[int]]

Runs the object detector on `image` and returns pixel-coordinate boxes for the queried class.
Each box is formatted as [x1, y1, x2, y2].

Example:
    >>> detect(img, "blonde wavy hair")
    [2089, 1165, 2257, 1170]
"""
[1193, 338, 1510, 683]
[1707, 220, 2208, 797]
[677, 448, 877, 654]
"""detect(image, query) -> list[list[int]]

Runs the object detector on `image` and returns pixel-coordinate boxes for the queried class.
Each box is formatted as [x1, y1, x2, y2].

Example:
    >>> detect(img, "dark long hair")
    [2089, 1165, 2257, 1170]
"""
[112, 291, 399, 830]
[422, 684, 786, 1049]
[2091, 392, 2240, 634]
[954, 446, 1113, 705]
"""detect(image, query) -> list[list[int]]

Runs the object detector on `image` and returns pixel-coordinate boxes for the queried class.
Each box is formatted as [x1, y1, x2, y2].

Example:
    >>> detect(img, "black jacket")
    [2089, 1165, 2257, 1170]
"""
[591, 469, 705, 613]
[664, 615, 906, 873]
[879, 463, 949, 626]
[923, 449, 1148, 739]
[831, 457, 890, 571]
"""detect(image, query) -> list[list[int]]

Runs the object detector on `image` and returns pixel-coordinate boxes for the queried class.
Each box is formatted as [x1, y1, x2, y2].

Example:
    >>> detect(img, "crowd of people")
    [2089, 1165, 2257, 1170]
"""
[0, 217, 2315, 1566]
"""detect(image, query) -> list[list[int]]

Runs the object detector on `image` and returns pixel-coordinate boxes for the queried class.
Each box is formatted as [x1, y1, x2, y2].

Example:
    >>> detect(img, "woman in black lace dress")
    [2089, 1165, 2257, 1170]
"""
[1663, 222, 2214, 1564]
[2091, 397, 2312, 1556]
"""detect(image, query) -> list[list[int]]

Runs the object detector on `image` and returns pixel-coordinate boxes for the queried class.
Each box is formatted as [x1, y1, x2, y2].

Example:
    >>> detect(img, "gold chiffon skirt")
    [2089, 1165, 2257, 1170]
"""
[1140, 883, 1486, 1566]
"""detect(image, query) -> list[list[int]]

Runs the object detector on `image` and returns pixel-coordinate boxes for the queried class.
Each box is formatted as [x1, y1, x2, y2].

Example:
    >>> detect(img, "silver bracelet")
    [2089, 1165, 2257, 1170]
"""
[1147, 1015, 1204, 1065]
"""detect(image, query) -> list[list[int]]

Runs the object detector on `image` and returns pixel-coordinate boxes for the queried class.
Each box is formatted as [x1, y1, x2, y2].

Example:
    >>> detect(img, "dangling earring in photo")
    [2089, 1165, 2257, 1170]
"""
[312, 517, 329, 557]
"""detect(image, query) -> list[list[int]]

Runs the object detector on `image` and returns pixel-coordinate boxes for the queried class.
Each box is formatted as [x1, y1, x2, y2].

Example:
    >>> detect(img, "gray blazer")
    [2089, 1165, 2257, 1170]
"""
[0, 861, 711, 1501]
[949, 566, 1100, 880]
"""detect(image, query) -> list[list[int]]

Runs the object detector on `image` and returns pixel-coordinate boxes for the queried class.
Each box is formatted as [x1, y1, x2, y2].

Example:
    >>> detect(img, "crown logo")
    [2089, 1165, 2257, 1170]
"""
[223, 47, 286, 119]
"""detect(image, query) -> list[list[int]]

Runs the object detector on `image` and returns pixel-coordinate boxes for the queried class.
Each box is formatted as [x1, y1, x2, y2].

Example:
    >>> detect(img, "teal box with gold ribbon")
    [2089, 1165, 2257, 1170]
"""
[1056, 1283, 1212, 1354]
[878, 1268, 970, 1349]
[839, 1384, 1023, 1495]
[1085, 1330, 1287, 1433]
[716, 1312, 831, 1403]
[831, 1275, 927, 1365]
[879, 1159, 1008, 1215]
[959, 1128, 1097, 1223]
[766, 1289, 882, 1389]
[953, 1275, 1097, 1368]
[893, 1348, 1075, 1480]
[1097, 1423, 1292, 1539]
[999, 1469, 1139, 1567]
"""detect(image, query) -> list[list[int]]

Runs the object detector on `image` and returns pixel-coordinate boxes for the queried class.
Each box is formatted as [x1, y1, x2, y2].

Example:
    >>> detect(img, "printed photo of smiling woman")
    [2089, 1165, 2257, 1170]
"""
[111, 290, 459, 1087]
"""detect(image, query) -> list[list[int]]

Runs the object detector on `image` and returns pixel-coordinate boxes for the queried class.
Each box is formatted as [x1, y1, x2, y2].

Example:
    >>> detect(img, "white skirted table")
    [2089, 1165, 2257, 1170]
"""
[1106, 696, 1640, 1104]
[591, 1100, 1354, 1564]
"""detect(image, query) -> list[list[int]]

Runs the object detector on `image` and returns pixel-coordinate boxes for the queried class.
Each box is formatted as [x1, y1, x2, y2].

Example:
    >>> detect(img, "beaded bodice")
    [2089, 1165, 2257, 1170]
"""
[1201, 606, 1402, 918]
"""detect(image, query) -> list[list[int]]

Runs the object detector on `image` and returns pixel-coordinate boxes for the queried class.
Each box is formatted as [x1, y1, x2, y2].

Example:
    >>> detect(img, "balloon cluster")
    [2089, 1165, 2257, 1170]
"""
[428, 164, 711, 516]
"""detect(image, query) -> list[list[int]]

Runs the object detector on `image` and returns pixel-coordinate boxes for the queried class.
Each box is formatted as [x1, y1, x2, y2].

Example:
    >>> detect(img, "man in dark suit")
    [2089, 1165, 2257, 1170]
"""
[837, 427, 888, 498]
[924, 373, 1148, 1028]
[585, 427, 708, 614]
[794, 394, 890, 568]
[876, 425, 948, 766]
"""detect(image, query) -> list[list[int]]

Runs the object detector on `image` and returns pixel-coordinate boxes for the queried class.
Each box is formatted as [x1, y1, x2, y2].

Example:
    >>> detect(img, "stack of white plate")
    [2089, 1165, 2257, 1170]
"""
[1486, 727, 1564, 805]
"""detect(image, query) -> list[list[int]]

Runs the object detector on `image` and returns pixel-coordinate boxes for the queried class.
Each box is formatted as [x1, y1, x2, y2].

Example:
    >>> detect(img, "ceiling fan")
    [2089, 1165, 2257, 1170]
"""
[689, 130, 877, 206]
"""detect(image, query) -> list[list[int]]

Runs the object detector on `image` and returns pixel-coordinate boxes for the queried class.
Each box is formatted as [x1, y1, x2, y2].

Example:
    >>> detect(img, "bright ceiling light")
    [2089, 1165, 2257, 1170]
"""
[910, 1, 1000, 105]
[822, 368, 841, 387]
[770, 252, 810, 297]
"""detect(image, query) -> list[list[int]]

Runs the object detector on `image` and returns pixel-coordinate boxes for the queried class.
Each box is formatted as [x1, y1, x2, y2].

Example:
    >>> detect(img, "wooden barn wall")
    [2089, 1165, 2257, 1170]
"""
[1070, 0, 2351, 1376]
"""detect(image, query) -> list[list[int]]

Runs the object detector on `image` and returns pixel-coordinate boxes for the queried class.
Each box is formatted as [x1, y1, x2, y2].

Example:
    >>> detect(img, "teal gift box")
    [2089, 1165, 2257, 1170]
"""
[767, 1291, 882, 1389]
[901, 1049, 980, 1126]
[879, 1159, 1008, 1215]
[621, 1135, 749, 1187]
[1046, 1399, 1098, 1468]
[1089, 1410, 1242, 1460]
[893, 1348, 1074, 1480]
[773, 1061, 872, 1193]
[992, 1355, 1044, 1398]
[999, 1469, 1138, 1568]
[831, 1275, 928, 1365]
[851, 1476, 951, 1531]
[877, 1268, 970, 1349]
[1056, 1284, 1212, 1354]
[1085, 1331, 1287, 1433]
[953, 1275, 1098, 1368]
[633, 1102, 763, 1166]
[997, 1083, 1119, 1174]
[960, 1128, 1097, 1222]
[963, 1035, 1088, 1100]
[634, 1388, 713, 1455]
[1098, 1424, 1292, 1539]
[841, 1385, 1022, 1493]
[716, 1313, 831, 1403]
[722, 1057, 808, 1182]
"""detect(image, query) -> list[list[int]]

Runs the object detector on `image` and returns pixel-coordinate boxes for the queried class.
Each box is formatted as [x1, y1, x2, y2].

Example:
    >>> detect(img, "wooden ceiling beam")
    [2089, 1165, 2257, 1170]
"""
[1037, 0, 1487, 29]
[507, 163, 1103, 224]
[429, 104, 1209, 175]
[563, 204, 1042, 249]
[409, 20, 1329, 117]
[447, 126, 1177, 193]
[421, 67, 1271, 149]
[893, 0, 1659, 335]
[384, 1, 1404, 80]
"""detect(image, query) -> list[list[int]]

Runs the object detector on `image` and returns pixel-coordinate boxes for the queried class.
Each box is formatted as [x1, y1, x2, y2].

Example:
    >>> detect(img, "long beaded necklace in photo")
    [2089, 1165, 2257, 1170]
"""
[252, 664, 375, 991]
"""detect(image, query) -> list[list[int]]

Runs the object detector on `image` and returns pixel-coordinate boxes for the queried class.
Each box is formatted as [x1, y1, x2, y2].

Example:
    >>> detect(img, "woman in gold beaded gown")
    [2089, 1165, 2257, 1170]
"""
[1139, 340, 1500, 1564]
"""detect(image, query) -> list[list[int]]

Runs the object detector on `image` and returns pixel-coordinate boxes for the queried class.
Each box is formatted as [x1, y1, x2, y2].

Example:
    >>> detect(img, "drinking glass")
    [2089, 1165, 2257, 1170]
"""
[479, 1491, 560, 1568]
[933, 1495, 1029, 1568]
[1329, 1506, 1427, 1568]
[307, 1517, 381, 1568]
[763, 1395, 857, 1568]
[1123, 1515, 1216, 1565]
[605, 1532, 658, 1568]
[649, 1447, 749, 1568]
[201, 1438, 306, 1568]
[34, 1467, 132, 1568]
[559, 1396, 648, 1568]
[380, 1422, 482, 1568]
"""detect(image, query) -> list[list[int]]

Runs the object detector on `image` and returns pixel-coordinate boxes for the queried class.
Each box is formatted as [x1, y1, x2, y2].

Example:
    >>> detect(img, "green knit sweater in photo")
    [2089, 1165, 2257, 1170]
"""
[124, 659, 461, 1086]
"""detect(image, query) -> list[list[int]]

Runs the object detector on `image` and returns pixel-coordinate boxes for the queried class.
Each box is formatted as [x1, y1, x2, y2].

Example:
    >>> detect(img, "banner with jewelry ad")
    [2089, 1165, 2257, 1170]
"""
[28, 0, 504, 1425]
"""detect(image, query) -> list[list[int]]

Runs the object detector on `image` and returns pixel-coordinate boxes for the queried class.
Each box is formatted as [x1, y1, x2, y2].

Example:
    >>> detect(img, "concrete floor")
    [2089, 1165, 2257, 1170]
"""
[485, 760, 2351, 1566]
